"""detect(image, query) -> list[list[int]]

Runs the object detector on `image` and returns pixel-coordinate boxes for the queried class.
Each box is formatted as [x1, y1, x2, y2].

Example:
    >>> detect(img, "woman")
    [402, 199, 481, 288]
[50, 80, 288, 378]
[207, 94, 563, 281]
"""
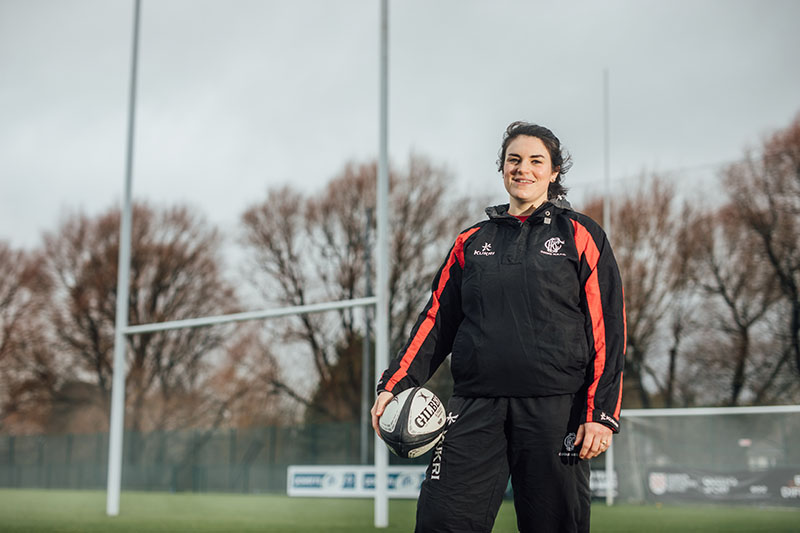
[371, 121, 625, 533]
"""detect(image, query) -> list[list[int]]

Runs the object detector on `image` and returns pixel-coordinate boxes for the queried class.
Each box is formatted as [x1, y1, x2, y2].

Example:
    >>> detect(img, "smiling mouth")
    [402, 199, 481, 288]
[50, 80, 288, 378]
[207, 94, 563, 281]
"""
[512, 178, 535, 184]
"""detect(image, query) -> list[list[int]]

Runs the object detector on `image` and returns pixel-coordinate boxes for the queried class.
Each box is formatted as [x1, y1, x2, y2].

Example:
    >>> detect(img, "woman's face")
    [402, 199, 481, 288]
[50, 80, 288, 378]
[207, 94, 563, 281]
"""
[502, 135, 559, 213]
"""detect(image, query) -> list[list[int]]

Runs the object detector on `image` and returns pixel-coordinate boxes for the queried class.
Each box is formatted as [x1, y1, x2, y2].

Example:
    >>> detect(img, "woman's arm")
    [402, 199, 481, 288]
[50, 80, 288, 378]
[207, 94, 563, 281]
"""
[572, 217, 626, 433]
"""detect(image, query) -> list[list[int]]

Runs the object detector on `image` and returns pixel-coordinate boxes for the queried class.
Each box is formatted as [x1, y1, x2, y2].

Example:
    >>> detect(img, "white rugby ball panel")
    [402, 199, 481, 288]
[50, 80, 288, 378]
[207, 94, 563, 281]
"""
[406, 436, 441, 458]
[405, 388, 445, 437]
[378, 388, 412, 433]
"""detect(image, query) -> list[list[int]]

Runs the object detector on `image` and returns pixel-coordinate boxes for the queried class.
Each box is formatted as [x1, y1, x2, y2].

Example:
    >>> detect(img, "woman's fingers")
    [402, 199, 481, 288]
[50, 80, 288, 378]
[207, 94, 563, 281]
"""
[578, 422, 612, 459]
[370, 391, 394, 435]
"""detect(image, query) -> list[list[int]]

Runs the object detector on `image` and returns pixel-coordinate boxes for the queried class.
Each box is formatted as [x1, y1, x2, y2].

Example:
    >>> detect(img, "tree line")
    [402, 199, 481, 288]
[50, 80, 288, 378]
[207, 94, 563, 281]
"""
[0, 116, 798, 437]
[587, 113, 800, 407]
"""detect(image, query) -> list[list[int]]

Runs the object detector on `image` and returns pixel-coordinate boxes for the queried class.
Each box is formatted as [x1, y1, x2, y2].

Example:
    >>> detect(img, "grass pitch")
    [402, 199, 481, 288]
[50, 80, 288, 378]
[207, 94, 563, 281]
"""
[0, 489, 797, 532]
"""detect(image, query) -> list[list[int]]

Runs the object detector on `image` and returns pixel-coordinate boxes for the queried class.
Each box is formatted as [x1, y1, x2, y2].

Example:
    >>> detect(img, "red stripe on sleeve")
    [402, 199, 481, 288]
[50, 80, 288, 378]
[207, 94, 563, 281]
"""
[623, 290, 628, 355]
[572, 220, 607, 423]
[614, 374, 623, 419]
[384, 227, 480, 392]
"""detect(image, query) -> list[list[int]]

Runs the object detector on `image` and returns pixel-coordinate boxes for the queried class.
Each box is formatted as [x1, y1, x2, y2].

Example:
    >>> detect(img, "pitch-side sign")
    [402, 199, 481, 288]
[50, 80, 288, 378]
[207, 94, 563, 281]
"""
[287, 465, 616, 499]
[287, 465, 426, 498]
[647, 467, 800, 505]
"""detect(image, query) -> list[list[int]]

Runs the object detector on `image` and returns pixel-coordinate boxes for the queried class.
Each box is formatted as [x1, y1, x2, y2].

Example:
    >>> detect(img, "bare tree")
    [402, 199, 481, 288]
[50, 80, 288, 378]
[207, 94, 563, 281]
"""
[241, 155, 482, 421]
[573, 115, 800, 408]
[686, 205, 782, 405]
[41, 203, 240, 440]
[0, 242, 57, 433]
[662, 203, 703, 407]
[213, 324, 301, 428]
[0, 244, 47, 367]
[723, 113, 800, 377]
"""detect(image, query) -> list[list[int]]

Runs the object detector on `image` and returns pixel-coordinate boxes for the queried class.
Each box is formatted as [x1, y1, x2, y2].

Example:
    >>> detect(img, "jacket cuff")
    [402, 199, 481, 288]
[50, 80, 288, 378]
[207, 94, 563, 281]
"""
[585, 409, 620, 433]
[376, 373, 389, 394]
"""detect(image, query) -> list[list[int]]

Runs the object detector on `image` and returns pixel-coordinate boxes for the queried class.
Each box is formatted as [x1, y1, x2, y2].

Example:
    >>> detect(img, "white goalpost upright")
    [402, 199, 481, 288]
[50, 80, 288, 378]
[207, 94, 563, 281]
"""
[373, 0, 391, 527]
[106, 0, 393, 527]
[106, 0, 140, 517]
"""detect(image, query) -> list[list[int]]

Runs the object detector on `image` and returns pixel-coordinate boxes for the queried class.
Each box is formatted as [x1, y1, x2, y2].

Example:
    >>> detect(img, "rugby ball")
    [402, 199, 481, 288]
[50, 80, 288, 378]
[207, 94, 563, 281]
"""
[378, 387, 446, 458]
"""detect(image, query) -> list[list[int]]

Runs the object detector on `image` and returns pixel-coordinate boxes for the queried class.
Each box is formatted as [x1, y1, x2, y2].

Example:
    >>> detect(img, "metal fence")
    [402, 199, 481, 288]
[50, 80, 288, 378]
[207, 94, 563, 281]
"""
[610, 407, 800, 505]
[0, 422, 418, 494]
[5, 407, 799, 506]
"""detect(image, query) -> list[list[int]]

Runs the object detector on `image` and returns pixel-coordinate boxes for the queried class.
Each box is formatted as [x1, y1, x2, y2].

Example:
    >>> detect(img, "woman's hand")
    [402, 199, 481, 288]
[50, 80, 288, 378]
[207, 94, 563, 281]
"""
[370, 391, 395, 436]
[574, 421, 613, 459]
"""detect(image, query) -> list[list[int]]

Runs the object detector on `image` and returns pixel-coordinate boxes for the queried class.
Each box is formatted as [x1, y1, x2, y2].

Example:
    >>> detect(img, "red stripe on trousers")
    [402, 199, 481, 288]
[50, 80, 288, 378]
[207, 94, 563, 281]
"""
[385, 227, 480, 392]
[572, 220, 607, 423]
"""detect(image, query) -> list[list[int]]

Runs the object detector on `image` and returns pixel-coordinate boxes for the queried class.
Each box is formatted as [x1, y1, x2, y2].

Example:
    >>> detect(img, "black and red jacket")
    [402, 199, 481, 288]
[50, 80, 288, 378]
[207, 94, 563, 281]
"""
[378, 200, 626, 432]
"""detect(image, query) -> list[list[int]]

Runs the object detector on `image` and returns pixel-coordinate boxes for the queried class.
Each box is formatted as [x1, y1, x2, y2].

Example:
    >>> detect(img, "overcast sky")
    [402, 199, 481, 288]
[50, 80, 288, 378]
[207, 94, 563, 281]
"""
[1, 0, 799, 252]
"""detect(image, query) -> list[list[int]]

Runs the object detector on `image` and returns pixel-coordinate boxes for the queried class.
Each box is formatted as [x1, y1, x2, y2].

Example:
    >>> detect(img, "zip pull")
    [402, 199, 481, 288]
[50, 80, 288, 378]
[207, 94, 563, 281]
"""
[544, 210, 551, 225]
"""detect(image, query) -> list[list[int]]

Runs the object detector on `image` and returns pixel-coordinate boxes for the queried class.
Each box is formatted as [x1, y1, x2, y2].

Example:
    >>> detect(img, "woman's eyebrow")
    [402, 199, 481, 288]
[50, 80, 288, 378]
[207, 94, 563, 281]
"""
[508, 152, 545, 159]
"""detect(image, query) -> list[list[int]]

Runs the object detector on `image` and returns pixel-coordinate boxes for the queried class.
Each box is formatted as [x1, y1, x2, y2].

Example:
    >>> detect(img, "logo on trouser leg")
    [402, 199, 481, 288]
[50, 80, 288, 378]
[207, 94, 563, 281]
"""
[429, 432, 445, 480]
[430, 411, 460, 480]
[558, 432, 579, 458]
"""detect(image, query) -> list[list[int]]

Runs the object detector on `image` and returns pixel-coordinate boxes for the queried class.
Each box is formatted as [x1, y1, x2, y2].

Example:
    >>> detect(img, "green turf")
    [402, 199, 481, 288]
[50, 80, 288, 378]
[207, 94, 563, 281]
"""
[0, 489, 798, 532]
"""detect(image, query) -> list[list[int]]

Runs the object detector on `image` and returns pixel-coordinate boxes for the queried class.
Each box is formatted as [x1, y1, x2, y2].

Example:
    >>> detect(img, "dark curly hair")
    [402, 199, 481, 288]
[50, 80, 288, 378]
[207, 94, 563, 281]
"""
[497, 121, 572, 199]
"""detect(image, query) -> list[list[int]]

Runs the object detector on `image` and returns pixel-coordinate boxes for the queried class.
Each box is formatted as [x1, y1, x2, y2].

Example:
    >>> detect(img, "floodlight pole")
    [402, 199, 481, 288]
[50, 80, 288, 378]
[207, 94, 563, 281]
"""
[603, 71, 615, 505]
[603, 68, 611, 238]
[106, 0, 141, 517]
[374, 0, 390, 527]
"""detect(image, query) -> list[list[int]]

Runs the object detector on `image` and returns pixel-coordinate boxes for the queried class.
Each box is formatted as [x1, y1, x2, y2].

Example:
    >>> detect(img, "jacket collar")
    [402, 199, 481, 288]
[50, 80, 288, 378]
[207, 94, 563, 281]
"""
[485, 197, 572, 221]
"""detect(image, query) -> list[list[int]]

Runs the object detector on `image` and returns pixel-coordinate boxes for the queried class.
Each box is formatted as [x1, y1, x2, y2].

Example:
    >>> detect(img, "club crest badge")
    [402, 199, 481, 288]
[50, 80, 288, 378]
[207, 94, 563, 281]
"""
[541, 237, 566, 256]
[563, 432, 577, 452]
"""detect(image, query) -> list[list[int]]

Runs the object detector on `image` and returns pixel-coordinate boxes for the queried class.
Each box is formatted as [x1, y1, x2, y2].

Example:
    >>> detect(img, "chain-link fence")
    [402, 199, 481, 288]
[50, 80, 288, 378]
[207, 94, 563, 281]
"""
[607, 407, 800, 506]
[0, 422, 425, 493]
[4, 408, 799, 505]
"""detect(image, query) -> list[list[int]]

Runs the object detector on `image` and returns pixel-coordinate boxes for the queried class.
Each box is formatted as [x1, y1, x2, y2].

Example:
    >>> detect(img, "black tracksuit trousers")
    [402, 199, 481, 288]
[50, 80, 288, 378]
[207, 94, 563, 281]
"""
[415, 395, 591, 533]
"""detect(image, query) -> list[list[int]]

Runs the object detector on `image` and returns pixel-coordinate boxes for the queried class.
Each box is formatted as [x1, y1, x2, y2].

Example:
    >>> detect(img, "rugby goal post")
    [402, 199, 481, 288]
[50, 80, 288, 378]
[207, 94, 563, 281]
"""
[107, 0, 393, 528]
